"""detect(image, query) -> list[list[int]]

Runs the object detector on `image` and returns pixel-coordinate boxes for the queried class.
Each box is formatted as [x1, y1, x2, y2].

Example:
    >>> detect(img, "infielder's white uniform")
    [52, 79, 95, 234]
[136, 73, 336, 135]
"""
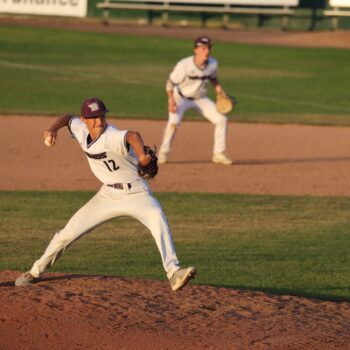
[159, 55, 228, 155]
[30, 117, 180, 279]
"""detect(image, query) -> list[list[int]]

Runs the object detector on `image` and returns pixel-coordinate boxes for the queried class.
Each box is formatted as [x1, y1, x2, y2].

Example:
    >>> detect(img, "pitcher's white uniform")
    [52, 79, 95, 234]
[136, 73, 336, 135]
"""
[159, 55, 229, 156]
[30, 116, 180, 280]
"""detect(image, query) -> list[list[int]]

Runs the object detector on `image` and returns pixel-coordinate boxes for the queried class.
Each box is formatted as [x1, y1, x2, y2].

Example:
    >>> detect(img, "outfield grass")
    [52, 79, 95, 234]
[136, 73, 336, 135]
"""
[1, 191, 349, 301]
[1, 25, 350, 125]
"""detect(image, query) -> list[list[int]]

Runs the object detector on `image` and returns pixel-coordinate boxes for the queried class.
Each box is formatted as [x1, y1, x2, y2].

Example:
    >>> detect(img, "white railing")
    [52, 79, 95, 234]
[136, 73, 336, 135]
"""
[324, 0, 350, 29]
[96, 0, 299, 29]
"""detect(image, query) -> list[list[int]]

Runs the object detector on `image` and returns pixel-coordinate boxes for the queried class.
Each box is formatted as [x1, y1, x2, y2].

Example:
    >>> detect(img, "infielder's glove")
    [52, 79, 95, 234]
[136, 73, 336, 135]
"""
[137, 145, 158, 180]
[216, 92, 237, 114]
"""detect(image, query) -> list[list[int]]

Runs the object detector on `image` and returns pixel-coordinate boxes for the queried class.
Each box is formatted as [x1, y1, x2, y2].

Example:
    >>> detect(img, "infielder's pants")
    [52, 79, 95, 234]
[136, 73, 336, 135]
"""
[159, 95, 228, 155]
[30, 184, 180, 280]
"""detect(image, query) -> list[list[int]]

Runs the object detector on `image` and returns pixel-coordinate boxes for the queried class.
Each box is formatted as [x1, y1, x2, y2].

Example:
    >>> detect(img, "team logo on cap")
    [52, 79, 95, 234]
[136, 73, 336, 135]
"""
[88, 102, 99, 112]
[194, 36, 212, 48]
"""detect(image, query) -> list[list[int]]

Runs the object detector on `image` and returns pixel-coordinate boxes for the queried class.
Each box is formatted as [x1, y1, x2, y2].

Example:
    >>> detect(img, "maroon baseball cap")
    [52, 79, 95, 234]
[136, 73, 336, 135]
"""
[81, 97, 109, 118]
[194, 36, 212, 48]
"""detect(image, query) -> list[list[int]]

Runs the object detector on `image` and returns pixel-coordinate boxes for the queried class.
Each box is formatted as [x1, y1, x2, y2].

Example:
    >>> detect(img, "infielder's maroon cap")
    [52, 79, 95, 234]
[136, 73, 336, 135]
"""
[81, 97, 109, 118]
[194, 36, 212, 48]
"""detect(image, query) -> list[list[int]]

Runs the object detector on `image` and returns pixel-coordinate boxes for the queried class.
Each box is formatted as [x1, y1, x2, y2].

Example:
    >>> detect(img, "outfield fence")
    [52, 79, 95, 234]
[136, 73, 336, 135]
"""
[0, 0, 349, 30]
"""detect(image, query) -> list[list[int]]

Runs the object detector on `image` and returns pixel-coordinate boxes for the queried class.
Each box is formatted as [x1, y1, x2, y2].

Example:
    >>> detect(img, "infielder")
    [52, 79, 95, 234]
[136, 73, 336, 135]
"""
[15, 97, 196, 291]
[158, 36, 232, 165]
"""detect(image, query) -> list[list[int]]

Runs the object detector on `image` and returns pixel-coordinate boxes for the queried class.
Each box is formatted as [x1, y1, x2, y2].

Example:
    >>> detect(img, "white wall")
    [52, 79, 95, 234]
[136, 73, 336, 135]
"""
[0, 0, 87, 17]
[330, 0, 350, 6]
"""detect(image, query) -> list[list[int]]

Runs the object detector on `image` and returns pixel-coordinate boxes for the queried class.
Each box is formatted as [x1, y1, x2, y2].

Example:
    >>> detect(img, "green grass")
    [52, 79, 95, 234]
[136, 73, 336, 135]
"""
[1, 191, 349, 301]
[0, 25, 350, 125]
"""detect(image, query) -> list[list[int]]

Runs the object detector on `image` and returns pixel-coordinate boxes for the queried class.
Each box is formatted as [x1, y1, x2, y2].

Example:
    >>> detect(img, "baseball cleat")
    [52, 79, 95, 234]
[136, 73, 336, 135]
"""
[212, 152, 233, 165]
[169, 266, 196, 291]
[15, 271, 41, 287]
[158, 152, 169, 164]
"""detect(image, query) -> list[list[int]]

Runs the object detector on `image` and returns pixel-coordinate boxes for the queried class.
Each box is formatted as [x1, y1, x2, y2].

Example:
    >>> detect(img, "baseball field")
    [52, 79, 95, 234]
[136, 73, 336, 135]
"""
[0, 17, 350, 349]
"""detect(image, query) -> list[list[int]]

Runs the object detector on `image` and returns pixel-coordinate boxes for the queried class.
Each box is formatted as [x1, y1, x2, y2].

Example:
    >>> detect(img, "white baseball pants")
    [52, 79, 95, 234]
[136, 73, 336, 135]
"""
[30, 182, 180, 280]
[159, 91, 228, 155]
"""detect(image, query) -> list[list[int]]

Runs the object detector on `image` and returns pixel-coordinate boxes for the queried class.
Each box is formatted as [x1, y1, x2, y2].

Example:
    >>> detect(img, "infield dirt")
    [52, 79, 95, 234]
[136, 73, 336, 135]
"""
[1, 116, 350, 196]
[1, 19, 350, 350]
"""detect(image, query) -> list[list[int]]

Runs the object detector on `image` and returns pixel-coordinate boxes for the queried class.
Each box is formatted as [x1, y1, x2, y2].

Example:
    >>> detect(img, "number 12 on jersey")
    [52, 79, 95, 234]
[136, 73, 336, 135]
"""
[103, 159, 119, 172]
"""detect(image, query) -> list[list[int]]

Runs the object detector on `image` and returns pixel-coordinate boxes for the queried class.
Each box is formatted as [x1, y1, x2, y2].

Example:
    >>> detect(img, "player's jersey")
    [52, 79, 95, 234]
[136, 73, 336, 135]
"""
[169, 56, 218, 99]
[68, 116, 140, 184]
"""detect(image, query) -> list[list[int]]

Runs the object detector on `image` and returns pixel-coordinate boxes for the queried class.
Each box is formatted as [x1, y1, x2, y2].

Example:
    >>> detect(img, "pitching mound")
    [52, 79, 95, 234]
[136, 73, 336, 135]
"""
[1, 271, 349, 349]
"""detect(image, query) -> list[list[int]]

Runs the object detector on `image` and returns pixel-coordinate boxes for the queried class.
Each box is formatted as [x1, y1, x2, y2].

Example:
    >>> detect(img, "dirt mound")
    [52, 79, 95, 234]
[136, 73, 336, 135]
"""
[1, 270, 349, 350]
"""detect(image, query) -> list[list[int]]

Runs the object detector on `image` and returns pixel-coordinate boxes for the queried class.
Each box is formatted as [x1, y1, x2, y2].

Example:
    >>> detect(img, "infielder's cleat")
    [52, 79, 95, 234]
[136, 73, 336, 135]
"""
[169, 266, 196, 291]
[212, 152, 233, 165]
[158, 152, 168, 164]
[15, 271, 40, 287]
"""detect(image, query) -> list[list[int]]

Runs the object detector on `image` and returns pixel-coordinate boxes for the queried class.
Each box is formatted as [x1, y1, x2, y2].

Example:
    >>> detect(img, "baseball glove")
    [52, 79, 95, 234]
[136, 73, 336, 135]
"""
[137, 145, 158, 180]
[216, 92, 237, 114]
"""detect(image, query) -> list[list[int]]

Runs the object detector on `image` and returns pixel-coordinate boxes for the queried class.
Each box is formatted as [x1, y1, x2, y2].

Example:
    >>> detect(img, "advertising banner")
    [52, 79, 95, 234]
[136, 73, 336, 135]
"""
[0, 0, 87, 17]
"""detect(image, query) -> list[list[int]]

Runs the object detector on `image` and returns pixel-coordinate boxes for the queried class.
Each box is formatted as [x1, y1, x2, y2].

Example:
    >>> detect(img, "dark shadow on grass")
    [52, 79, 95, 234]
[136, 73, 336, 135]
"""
[209, 283, 350, 303]
[235, 156, 350, 166]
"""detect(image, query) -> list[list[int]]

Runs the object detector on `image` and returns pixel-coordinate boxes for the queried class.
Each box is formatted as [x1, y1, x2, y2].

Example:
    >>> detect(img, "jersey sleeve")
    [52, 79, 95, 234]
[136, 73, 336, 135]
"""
[106, 128, 129, 155]
[169, 60, 186, 85]
[67, 116, 86, 142]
